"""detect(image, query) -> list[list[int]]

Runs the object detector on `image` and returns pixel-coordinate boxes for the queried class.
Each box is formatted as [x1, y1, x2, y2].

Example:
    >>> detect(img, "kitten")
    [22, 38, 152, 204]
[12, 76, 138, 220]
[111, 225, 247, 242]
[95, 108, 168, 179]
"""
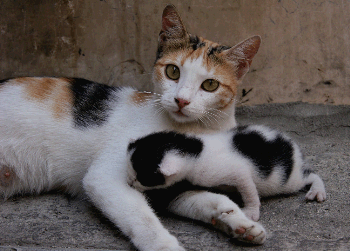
[127, 125, 326, 221]
[0, 4, 263, 251]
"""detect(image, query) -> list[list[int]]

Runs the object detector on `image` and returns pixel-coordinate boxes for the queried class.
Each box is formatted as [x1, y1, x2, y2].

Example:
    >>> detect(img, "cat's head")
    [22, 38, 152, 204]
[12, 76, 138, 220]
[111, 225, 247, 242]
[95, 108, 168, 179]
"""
[126, 131, 201, 191]
[152, 4, 261, 125]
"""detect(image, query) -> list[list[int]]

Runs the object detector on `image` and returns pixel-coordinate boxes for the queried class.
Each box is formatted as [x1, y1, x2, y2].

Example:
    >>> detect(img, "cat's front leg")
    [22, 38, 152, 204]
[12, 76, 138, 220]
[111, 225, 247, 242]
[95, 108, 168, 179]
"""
[83, 160, 185, 251]
[168, 191, 266, 245]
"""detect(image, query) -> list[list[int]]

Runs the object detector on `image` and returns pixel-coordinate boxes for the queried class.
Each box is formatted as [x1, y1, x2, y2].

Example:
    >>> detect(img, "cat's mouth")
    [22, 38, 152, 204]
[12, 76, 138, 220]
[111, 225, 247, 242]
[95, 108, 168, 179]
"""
[174, 110, 188, 117]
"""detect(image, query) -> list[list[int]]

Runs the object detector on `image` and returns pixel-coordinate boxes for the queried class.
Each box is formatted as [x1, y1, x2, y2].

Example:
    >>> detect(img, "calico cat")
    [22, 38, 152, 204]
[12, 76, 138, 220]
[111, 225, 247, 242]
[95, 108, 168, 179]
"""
[0, 4, 264, 251]
[127, 125, 326, 221]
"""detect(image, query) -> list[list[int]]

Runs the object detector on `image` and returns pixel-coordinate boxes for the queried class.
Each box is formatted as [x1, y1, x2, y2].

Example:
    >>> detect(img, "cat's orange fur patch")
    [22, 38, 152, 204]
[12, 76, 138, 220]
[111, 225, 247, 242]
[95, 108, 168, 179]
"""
[15, 77, 73, 119]
[131, 91, 153, 106]
[217, 85, 236, 110]
[52, 78, 73, 119]
[23, 77, 57, 100]
[153, 62, 166, 83]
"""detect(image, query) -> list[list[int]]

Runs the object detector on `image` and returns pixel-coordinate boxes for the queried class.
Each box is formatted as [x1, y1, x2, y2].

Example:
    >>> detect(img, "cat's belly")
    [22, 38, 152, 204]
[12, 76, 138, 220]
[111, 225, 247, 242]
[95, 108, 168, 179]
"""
[0, 89, 99, 195]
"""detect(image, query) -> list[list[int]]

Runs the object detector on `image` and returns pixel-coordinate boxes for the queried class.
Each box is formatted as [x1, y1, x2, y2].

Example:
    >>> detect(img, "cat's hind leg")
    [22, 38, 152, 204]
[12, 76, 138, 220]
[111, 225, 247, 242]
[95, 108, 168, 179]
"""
[168, 190, 266, 245]
[304, 171, 326, 202]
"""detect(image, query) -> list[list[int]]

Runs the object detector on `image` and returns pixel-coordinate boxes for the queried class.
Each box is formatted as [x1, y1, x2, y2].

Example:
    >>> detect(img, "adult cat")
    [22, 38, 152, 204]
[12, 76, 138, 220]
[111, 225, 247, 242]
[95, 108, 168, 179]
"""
[0, 5, 262, 251]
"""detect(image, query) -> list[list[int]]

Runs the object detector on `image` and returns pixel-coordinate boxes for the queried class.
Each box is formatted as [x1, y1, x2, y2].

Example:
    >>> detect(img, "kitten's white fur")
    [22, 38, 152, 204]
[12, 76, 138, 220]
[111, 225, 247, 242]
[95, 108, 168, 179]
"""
[128, 126, 326, 222]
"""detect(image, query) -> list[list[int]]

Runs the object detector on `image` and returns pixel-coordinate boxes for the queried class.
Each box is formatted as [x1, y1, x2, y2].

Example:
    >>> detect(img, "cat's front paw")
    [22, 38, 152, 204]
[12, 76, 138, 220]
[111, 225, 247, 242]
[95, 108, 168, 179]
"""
[211, 210, 266, 245]
[242, 206, 260, 221]
[152, 233, 185, 251]
[158, 247, 185, 251]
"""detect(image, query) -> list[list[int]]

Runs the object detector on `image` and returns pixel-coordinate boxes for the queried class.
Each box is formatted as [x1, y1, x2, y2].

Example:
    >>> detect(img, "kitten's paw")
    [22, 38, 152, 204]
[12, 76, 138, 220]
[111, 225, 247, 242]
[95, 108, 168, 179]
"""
[242, 206, 260, 221]
[305, 189, 326, 202]
[211, 210, 266, 245]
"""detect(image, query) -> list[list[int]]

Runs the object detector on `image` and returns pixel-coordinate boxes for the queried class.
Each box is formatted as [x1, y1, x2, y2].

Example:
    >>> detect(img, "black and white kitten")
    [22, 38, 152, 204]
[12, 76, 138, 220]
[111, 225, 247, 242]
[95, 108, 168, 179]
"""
[127, 125, 326, 221]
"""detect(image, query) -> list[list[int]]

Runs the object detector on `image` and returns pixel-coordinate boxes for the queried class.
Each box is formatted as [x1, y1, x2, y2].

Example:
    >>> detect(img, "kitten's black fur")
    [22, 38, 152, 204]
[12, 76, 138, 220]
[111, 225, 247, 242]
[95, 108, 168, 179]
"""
[232, 126, 294, 183]
[128, 131, 203, 187]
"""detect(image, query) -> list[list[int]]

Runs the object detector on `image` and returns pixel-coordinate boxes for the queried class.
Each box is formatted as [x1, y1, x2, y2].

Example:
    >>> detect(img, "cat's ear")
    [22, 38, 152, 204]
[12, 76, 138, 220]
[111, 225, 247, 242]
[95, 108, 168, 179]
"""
[159, 4, 187, 43]
[224, 35, 261, 80]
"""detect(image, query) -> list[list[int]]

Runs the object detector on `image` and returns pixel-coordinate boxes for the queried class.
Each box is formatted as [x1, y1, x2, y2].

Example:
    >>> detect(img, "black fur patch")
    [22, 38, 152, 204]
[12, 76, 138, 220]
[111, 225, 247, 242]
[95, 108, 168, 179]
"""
[232, 126, 294, 183]
[189, 35, 206, 51]
[155, 34, 206, 62]
[0, 78, 10, 84]
[128, 131, 203, 187]
[208, 45, 231, 57]
[156, 44, 164, 61]
[68, 78, 118, 128]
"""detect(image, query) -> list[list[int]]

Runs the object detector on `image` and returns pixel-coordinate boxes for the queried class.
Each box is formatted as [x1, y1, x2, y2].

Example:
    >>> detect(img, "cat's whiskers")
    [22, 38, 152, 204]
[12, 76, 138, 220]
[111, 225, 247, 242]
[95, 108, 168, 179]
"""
[150, 95, 168, 118]
[203, 113, 220, 128]
[232, 96, 245, 106]
[133, 91, 167, 119]
[154, 105, 166, 117]
[208, 107, 230, 119]
[193, 104, 229, 128]
[196, 111, 216, 129]
[197, 115, 210, 129]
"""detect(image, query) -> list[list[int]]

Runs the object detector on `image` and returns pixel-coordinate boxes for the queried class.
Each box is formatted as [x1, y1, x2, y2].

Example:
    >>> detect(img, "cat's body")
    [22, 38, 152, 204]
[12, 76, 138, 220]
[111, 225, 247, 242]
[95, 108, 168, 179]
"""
[0, 5, 266, 250]
[127, 125, 326, 221]
[0, 78, 266, 249]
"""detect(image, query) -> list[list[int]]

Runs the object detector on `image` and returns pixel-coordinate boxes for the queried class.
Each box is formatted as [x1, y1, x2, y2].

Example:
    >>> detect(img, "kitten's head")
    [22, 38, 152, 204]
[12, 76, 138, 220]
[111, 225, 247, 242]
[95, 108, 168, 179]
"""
[153, 5, 261, 124]
[126, 131, 202, 191]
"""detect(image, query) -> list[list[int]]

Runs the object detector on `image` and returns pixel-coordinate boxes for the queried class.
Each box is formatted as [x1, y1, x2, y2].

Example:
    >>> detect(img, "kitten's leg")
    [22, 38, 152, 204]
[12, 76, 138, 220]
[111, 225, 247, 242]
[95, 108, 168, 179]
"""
[232, 174, 261, 221]
[83, 160, 184, 251]
[168, 191, 266, 245]
[304, 172, 326, 202]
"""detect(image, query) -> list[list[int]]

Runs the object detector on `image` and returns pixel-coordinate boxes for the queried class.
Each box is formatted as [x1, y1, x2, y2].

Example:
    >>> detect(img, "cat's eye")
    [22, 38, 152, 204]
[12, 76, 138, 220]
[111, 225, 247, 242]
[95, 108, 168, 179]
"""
[201, 79, 220, 92]
[165, 64, 180, 80]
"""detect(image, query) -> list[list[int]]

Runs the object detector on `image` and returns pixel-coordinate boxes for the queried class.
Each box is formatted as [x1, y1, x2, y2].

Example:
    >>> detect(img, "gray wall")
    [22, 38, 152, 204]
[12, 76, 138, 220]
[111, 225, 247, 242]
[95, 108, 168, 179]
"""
[1, 0, 349, 105]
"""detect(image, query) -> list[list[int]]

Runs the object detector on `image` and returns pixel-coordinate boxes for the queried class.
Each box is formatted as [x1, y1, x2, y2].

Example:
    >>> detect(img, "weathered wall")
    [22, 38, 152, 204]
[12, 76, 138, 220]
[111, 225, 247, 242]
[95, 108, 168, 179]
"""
[1, 0, 349, 105]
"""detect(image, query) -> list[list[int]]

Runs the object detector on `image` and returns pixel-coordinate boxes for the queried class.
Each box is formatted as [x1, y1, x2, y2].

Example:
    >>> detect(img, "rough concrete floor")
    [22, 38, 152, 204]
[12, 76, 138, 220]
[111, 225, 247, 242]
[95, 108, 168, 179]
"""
[0, 102, 349, 251]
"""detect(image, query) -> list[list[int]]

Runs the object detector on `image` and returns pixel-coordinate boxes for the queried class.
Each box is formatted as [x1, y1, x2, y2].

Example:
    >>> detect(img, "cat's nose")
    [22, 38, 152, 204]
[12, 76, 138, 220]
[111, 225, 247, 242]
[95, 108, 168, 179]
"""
[174, 98, 190, 109]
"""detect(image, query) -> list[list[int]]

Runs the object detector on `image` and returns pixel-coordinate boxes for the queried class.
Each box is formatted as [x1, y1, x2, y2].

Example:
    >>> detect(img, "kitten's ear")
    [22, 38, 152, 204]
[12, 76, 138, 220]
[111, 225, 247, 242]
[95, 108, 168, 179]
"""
[159, 155, 183, 177]
[159, 4, 187, 43]
[224, 35, 261, 80]
[159, 162, 179, 177]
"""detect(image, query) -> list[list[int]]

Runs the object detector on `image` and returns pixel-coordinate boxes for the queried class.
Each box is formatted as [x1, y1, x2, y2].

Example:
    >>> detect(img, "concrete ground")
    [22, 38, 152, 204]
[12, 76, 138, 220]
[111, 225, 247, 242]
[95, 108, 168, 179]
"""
[0, 102, 349, 251]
